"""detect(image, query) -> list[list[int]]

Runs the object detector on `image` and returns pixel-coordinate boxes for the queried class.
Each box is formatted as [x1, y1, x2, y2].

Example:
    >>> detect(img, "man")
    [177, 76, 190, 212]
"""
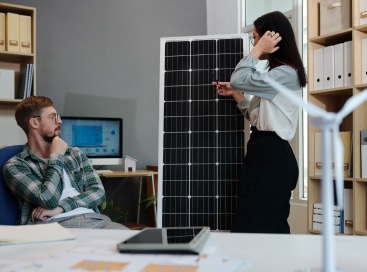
[3, 96, 127, 229]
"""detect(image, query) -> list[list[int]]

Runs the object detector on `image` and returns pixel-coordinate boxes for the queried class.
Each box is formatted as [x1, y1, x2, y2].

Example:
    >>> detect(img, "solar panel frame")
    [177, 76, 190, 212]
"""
[158, 34, 249, 231]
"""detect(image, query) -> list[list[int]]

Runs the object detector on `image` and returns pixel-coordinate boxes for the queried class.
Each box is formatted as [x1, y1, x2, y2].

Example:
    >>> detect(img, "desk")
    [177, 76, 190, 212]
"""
[100, 170, 158, 227]
[1, 229, 367, 271]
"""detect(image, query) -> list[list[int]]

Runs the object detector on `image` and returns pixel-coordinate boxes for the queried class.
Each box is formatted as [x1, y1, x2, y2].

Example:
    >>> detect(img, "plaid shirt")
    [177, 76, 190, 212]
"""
[3, 144, 106, 225]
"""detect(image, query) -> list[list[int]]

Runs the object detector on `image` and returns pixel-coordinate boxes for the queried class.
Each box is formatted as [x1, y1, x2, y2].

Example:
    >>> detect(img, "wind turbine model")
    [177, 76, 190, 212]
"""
[264, 75, 367, 272]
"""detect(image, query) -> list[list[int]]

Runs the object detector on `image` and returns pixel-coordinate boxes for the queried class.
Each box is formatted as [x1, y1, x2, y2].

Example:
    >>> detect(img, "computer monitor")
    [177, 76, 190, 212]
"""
[60, 116, 123, 166]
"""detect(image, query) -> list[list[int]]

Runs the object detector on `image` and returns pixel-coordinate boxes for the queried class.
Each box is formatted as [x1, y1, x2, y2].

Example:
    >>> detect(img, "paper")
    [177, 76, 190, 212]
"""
[0, 222, 76, 245]
[0, 239, 249, 272]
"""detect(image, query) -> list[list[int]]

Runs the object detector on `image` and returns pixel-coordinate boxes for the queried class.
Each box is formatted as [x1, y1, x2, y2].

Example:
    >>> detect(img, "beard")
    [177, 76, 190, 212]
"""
[42, 128, 60, 143]
[42, 134, 55, 143]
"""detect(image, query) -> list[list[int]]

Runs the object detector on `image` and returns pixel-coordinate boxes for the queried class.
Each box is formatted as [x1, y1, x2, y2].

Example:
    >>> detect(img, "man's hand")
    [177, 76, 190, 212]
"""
[50, 136, 68, 155]
[31, 206, 64, 222]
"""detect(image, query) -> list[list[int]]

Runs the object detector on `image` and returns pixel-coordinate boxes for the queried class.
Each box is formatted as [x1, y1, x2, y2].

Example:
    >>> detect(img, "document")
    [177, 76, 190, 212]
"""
[5, 12, 19, 52]
[0, 222, 76, 245]
[19, 15, 32, 54]
[0, 12, 5, 51]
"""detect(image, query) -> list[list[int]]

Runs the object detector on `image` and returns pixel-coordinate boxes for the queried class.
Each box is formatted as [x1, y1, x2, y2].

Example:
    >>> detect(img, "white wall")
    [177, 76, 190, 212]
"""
[206, 0, 241, 34]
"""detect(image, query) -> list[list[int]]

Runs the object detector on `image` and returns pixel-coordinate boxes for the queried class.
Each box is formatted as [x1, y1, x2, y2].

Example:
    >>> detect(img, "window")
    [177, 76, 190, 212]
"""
[240, 0, 308, 202]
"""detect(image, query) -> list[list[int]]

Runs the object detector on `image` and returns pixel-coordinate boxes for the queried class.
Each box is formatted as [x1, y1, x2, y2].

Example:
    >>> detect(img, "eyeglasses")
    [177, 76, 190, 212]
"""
[249, 34, 260, 46]
[32, 113, 61, 124]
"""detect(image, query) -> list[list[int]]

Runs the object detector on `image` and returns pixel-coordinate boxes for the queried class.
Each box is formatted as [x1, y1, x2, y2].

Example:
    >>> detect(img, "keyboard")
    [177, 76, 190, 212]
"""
[95, 169, 114, 174]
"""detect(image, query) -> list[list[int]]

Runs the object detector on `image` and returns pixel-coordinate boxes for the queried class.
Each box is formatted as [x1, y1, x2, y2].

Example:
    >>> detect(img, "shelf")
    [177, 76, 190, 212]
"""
[0, 2, 36, 103]
[307, 0, 367, 235]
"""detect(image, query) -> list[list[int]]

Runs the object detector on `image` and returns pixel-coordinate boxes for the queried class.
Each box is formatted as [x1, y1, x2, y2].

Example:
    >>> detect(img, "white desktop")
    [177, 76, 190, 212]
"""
[1, 228, 367, 271]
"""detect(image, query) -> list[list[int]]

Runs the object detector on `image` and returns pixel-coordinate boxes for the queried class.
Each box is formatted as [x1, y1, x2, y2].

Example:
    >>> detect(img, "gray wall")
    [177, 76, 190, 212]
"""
[4, 0, 207, 170]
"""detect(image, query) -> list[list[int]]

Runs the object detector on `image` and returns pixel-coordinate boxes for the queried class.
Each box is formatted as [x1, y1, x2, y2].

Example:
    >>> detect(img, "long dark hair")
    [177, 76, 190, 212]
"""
[254, 11, 307, 87]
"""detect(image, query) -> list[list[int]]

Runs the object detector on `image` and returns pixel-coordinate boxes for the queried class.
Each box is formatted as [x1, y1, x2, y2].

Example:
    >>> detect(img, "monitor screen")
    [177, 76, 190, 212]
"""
[60, 116, 123, 166]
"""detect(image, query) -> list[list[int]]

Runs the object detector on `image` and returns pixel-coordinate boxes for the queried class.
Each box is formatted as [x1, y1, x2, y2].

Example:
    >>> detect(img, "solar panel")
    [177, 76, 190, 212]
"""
[158, 34, 249, 231]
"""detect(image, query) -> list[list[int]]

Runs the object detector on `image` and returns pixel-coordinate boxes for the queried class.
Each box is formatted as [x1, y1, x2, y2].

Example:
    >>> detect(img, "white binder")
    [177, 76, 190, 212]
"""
[361, 130, 367, 178]
[362, 38, 367, 84]
[323, 45, 335, 89]
[333, 43, 344, 88]
[343, 41, 352, 86]
[361, 0, 367, 26]
[313, 48, 324, 91]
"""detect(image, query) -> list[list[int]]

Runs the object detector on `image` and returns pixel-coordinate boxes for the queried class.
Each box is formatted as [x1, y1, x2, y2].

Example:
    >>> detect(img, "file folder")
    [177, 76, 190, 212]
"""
[333, 43, 344, 88]
[0, 12, 5, 52]
[323, 45, 334, 89]
[315, 131, 351, 177]
[343, 41, 352, 86]
[343, 188, 353, 234]
[313, 48, 324, 91]
[362, 38, 367, 84]
[5, 12, 19, 52]
[320, 0, 351, 35]
[19, 15, 32, 54]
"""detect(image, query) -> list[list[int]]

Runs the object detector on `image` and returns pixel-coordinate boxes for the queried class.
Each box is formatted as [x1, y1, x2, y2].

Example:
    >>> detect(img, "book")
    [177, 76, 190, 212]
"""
[0, 222, 76, 245]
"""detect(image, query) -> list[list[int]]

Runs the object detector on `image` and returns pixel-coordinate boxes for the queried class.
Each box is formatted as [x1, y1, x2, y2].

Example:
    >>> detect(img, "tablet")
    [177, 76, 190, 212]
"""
[117, 226, 210, 255]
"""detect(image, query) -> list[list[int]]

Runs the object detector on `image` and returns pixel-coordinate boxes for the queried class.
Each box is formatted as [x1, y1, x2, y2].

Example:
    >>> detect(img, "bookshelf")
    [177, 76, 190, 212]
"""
[307, 0, 367, 235]
[0, 2, 35, 104]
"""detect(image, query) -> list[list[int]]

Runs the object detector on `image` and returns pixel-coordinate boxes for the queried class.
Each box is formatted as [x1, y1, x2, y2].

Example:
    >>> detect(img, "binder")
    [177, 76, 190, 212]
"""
[19, 15, 32, 54]
[5, 12, 19, 52]
[362, 38, 367, 84]
[313, 48, 324, 91]
[333, 43, 344, 88]
[0, 69, 15, 99]
[323, 45, 334, 89]
[343, 188, 353, 234]
[361, 130, 367, 178]
[361, 0, 367, 26]
[0, 12, 5, 52]
[315, 131, 351, 177]
[320, 0, 351, 35]
[343, 41, 352, 86]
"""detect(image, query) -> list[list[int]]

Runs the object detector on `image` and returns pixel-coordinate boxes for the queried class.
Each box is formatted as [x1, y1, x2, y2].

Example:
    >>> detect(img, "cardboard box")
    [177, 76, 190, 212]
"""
[320, 0, 351, 35]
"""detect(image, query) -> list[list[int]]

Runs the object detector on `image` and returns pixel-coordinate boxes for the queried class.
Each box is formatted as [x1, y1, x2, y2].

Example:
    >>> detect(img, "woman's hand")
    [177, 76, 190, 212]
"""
[212, 81, 235, 96]
[249, 30, 282, 59]
[212, 81, 245, 103]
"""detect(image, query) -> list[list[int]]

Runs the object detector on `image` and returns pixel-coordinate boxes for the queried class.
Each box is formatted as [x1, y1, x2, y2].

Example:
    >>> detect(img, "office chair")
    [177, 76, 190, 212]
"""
[0, 145, 23, 225]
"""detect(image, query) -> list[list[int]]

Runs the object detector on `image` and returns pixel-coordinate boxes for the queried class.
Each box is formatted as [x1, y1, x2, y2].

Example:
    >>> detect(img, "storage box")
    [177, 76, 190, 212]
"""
[320, 0, 351, 35]
[0, 69, 14, 99]
[360, 0, 367, 26]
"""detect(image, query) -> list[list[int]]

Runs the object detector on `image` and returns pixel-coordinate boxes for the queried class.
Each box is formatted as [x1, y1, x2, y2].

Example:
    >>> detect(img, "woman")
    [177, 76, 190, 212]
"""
[213, 11, 306, 234]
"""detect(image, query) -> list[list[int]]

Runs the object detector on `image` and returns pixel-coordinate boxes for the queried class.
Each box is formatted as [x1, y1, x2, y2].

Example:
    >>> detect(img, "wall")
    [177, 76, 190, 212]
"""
[1, 0, 207, 170]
